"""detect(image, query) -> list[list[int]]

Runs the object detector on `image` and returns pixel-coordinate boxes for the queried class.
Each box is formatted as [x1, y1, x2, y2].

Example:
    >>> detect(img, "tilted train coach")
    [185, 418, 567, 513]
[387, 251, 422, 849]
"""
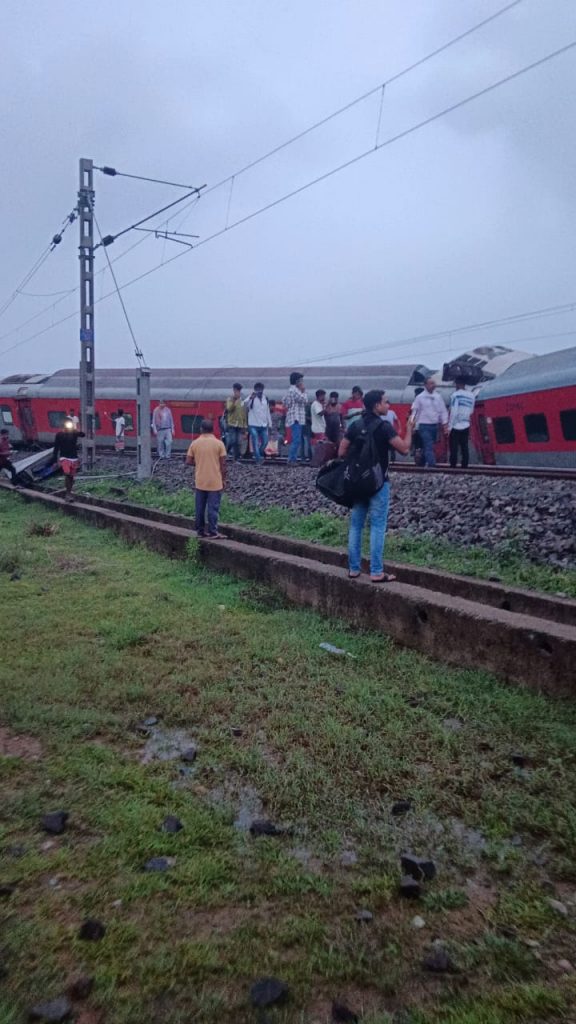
[0, 344, 575, 467]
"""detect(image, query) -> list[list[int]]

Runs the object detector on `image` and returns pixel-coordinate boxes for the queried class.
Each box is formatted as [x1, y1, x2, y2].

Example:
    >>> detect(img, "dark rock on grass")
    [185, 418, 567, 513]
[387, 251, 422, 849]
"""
[249, 819, 283, 837]
[181, 745, 197, 764]
[421, 948, 457, 973]
[144, 856, 172, 872]
[78, 918, 106, 941]
[161, 815, 184, 833]
[0, 883, 16, 898]
[399, 875, 422, 899]
[332, 1001, 359, 1023]
[355, 908, 373, 922]
[392, 800, 412, 816]
[28, 996, 72, 1021]
[143, 715, 159, 727]
[231, 727, 243, 737]
[41, 811, 69, 836]
[401, 854, 436, 881]
[67, 975, 94, 1000]
[10, 571, 21, 581]
[510, 753, 528, 768]
[250, 977, 289, 1008]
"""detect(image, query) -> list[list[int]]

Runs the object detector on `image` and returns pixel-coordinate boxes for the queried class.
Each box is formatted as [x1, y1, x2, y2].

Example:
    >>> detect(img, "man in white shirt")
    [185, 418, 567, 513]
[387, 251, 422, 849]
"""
[310, 389, 327, 444]
[152, 400, 175, 460]
[244, 382, 271, 464]
[448, 378, 476, 468]
[411, 378, 448, 467]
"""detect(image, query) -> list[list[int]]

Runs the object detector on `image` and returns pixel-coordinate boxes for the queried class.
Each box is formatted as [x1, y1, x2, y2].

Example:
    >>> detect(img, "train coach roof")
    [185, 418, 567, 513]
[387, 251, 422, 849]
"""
[478, 345, 576, 399]
[16, 364, 431, 399]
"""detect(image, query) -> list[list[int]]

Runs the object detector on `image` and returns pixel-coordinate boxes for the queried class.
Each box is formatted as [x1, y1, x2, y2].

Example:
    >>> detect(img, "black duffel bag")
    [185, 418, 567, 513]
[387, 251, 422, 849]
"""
[315, 458, 354, 508]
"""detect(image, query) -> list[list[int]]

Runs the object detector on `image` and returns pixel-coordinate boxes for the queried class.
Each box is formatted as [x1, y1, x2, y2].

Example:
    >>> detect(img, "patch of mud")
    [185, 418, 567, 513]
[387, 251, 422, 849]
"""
[140, 726, 197, 765]
[288, 846, 324, 875]
[205, 776, 265, 830]
[0, 727, 42, 761]
[53, 555, 92, 574]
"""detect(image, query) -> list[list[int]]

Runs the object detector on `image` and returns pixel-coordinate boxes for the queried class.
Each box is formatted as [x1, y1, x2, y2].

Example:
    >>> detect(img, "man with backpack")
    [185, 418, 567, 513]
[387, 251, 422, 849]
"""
[338, 390, 413, 583]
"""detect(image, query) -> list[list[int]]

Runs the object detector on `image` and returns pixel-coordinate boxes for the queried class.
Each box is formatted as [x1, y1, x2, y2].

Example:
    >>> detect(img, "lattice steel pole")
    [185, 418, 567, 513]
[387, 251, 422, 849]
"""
[78, 158, 95, 469]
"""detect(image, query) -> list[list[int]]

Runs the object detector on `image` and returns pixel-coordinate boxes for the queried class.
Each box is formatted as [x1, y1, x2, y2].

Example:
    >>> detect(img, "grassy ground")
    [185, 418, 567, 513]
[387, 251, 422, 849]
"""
[1, 490, 576, 1024]
[80, 478, 576, 598]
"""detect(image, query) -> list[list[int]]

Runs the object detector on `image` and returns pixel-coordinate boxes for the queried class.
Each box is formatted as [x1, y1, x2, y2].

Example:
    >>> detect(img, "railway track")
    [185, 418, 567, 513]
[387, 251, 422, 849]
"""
[4, 481, 575, 698]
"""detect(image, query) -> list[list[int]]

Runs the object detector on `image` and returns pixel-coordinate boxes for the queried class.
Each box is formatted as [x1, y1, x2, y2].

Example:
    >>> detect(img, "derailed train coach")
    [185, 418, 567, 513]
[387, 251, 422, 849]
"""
[0, 363, 442, 451]
[472, 345, 576, 468]
[0, 344, 575, 466]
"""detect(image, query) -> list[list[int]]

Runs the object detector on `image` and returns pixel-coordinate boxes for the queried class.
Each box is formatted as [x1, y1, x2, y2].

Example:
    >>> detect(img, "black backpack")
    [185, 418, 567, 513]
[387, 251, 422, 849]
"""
[315, 418, 385, 507]
[342, 418, 385, 500]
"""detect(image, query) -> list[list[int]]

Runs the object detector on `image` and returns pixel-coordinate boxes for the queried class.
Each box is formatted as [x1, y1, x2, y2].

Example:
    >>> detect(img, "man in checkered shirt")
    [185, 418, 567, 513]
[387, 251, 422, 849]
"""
[283, 372, 308, 464]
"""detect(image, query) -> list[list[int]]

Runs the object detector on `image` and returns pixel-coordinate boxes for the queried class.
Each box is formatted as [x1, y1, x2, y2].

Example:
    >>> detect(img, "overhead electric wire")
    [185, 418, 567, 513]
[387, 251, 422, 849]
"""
[298, 301, 576, 366]
[0, 209, 77, 321]
[94, 214, 146, 367]
[1, 33, 574, 361]
[163, 0, 528, 232]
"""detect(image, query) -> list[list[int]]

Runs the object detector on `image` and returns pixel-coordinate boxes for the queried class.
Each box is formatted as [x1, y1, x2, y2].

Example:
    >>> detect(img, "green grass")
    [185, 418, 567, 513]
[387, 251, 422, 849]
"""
[80, 478, 576, 597]
[1, 490, 576, 1023]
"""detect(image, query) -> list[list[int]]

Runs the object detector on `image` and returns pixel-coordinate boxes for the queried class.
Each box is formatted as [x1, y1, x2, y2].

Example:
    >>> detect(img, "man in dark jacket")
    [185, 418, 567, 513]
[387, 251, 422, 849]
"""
[53, 421, 85, 501]
[338, 390, 413, 582]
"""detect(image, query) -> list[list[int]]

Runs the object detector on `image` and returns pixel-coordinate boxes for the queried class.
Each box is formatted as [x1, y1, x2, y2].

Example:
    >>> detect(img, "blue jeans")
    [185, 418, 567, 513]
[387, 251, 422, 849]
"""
[195, 489, 222, 536]
[249, 425, 268, 463]
[288, 421, 302, 463]
[300, 426, 312, 461]
[418, 423, 438, 467]
[226, 426, 243, 460]
[348, 483, 390, 576]
[156, 428, 172, 459]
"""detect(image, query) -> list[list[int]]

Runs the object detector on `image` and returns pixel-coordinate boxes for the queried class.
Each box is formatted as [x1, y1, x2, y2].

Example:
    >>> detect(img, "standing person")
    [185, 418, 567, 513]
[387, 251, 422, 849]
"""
[114, 408, 126, 454]
[186, 419, 227, 538]
[152, 400, 175, 460]
[268, 400, 285, 457]
[341, 386, 364, 431]
[0, 429, 18, 484]
[382, 405, 401, 463]
[448, 378, 475, 469]
[339, 390, 413, 582]
[68, 409, 80, 430]
[324, 391, 343, 445]
[53, 421, 85, 502]
[283, 372, 308, 464]
[244, 382, 271, 464]
[410, 378, 448, 467]
[311, 389, 327, 445]
[225, 383, 247, 462]
[300, 401, 312, 462]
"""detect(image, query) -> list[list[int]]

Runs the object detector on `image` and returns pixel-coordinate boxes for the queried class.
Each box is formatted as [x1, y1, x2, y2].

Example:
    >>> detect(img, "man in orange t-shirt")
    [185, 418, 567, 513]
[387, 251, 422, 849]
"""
[186, 419, 227, 538]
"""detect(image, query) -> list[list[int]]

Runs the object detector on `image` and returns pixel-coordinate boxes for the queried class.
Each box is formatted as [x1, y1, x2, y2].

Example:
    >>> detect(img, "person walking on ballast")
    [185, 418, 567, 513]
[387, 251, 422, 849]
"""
[152, 399, 175, 460]
[339, 390, 413, 582]
[448, 378, 475, 468]
[410, 377, 448, 467]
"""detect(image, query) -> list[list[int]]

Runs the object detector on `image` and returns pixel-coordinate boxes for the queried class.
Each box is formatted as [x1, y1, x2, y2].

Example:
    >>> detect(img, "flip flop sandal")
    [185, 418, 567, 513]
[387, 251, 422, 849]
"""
[370, 573, 397, 583]
[348, 571, 361, 579]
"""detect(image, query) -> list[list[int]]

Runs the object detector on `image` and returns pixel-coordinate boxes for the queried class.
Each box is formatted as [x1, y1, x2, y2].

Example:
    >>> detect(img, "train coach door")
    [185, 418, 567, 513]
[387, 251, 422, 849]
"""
[15, 395, 38, 444]
[473, 401, 495, 465]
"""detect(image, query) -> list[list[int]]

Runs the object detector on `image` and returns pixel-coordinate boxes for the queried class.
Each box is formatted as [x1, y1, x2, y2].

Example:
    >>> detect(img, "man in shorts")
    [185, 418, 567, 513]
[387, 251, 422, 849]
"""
[53, 420, 85, 501]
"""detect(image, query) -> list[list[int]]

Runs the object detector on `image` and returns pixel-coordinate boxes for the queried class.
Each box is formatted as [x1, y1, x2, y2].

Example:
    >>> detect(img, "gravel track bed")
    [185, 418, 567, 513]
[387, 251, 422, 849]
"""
[89, 455, 576, 568]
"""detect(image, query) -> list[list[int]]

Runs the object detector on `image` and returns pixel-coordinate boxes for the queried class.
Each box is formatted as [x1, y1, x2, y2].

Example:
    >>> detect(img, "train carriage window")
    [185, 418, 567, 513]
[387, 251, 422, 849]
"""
[493, 416, 515, 445]
[48, 411, 67, 429]
[1, 405, 14, 425]
[181, 414, 205, 435]
[524, 413, 549, 444]
[560, 409, 576, 442]
[477, 414, 490, 444]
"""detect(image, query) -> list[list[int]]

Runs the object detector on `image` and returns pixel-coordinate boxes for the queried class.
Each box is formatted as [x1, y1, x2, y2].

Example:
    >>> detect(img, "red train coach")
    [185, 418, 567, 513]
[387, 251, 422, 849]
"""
[472, 345, 576, 468]
[0, 364, 431, 450]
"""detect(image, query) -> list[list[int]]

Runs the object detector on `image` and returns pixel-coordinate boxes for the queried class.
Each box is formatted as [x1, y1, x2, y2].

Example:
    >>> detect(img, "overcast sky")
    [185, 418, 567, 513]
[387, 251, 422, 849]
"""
[1, 0, 575, 378]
